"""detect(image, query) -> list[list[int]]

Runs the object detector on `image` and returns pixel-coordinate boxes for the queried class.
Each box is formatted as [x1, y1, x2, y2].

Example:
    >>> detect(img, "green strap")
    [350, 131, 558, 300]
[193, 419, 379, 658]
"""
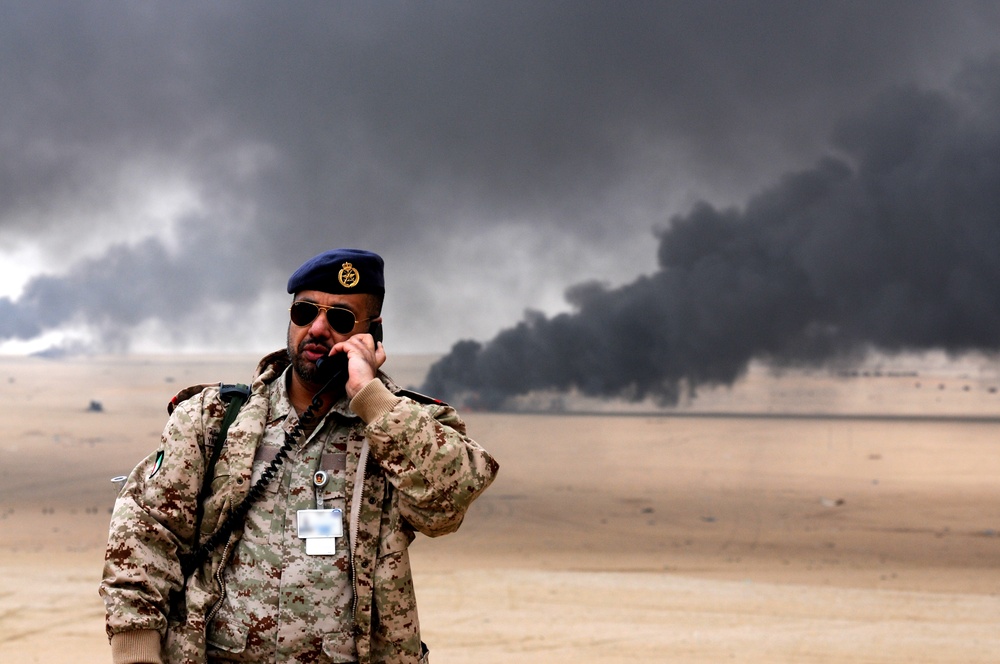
[190, 383, 250, 560]
[206, 384, 250, 478]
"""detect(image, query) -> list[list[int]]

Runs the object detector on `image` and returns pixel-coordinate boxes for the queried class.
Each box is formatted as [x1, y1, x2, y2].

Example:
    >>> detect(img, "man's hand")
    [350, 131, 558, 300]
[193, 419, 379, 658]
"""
[330, 332, 386, 399]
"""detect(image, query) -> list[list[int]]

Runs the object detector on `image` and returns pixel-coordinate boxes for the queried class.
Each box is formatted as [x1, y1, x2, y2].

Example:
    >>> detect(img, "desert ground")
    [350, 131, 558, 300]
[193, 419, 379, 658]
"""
[1, 352, 998, 663]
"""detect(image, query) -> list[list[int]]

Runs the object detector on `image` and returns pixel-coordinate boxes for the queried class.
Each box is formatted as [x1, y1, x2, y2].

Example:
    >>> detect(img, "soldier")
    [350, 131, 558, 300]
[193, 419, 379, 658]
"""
[101, 248, 499, 664]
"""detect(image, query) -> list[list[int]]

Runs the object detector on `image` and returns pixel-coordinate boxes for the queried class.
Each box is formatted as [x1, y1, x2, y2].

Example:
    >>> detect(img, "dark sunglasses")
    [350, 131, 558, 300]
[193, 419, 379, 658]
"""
[289, 301, 373, 334]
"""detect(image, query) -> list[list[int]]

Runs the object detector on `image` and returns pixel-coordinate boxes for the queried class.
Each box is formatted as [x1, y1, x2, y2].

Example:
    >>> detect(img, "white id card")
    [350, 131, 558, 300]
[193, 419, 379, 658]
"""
[297, 508, 344, 555]
[306, 537, 339, 555]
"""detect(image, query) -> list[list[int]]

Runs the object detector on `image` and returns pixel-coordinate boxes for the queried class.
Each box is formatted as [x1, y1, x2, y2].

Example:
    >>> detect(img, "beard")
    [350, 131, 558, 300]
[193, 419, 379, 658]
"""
[287, 331, 329, 385]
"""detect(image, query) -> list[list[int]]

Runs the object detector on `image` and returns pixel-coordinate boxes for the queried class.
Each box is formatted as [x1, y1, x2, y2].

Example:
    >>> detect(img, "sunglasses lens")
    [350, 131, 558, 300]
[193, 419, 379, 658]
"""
[290, 301, 319, 326]
[289, 301, 358, 333]
[325, 308, 357, 334]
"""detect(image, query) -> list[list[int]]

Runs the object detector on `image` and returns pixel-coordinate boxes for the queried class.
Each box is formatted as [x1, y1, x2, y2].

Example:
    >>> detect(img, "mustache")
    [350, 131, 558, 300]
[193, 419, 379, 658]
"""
[298, 337, 331, 354]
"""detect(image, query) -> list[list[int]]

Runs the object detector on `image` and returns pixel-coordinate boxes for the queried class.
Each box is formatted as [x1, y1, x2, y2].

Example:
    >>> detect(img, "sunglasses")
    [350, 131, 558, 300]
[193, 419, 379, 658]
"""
[289, 301, 373, 334]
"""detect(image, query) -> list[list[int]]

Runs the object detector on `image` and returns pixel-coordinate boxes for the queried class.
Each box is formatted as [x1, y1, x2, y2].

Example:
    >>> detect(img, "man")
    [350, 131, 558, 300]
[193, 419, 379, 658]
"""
[101, 248, 499, 664]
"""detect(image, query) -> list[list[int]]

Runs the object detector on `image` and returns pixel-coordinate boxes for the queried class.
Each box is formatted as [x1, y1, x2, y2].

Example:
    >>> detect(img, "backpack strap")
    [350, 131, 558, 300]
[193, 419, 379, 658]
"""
[203, 383, 251, 487]
[190, 383, 250, 559]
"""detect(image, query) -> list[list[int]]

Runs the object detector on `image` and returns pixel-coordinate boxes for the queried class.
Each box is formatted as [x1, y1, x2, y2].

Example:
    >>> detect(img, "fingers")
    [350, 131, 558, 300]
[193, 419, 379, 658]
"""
[334, 333, 386, 399]
[331, 333, 385, 369]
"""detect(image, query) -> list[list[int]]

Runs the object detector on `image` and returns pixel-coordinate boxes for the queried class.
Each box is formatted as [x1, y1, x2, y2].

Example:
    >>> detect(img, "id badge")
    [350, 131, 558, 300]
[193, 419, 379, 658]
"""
[297, 508, 344, 555]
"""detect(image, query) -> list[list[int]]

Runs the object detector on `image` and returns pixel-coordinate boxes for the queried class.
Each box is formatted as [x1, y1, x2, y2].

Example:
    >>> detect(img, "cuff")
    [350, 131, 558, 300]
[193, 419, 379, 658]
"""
[350, 379, 402, 423]
[110, 629, 162, 664]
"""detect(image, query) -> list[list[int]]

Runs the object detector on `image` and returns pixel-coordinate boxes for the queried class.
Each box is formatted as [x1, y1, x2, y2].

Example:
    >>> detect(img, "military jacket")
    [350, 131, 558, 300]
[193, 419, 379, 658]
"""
[100, 350, 499, 664]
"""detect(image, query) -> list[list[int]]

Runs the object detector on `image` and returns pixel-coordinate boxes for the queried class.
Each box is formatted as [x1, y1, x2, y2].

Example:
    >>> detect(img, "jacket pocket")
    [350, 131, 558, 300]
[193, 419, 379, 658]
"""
[371, 548, 420, 653]
[322, 630, 359, 663]
[379, 527, 414, 557]
[206, 605, 249, 655]
[320, 489, 347, 511]
[208, 455, 233, 494]
[378, 487, 414, 556]
[200, 457, 232, 537]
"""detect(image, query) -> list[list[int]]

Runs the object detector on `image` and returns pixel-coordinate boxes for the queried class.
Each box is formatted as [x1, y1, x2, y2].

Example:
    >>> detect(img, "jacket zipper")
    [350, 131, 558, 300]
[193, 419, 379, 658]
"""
[205, 538, 235, 625]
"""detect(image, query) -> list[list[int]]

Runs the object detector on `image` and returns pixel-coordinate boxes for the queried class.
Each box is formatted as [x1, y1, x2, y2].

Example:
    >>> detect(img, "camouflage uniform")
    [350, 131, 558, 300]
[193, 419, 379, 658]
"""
[101, 350, 499, 664]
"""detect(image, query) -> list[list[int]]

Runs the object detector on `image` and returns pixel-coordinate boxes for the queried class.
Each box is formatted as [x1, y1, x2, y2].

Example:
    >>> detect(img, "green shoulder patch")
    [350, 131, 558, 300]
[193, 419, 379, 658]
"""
[148, 450, 165, 479]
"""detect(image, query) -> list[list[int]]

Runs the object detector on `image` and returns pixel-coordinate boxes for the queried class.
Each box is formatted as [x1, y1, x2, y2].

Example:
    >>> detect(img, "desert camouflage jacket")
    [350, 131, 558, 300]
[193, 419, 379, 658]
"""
[101, 349, 498, 664]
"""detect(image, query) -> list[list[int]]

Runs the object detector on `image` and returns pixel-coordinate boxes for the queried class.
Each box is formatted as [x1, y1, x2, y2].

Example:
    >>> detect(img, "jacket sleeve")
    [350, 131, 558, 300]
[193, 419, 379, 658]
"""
[99, 391, 218, 649]
[351, 379, 499, 537]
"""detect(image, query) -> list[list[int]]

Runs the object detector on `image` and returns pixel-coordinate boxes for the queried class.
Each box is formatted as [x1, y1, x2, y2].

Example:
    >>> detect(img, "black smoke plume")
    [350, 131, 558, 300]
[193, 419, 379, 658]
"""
[2, 4, 998, 354]
[422, 68, 1000, 408]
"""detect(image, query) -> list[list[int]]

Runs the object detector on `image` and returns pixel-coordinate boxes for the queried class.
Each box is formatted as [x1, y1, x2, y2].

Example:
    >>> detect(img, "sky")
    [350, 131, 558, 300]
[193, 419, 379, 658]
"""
[2, 1, 1000, 378]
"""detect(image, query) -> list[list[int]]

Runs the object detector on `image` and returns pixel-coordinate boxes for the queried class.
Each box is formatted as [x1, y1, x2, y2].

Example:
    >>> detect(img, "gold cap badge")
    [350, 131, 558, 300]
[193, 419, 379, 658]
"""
[338, 262, 360, 288]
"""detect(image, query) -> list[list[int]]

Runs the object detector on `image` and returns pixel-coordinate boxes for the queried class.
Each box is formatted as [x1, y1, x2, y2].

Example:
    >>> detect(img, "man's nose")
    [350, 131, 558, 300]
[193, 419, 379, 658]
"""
[309, 312, 333, 336]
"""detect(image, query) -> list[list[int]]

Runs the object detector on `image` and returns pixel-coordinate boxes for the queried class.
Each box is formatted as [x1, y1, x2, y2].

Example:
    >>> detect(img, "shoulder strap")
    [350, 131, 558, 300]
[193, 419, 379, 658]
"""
[192, 383, 250, 552]
[203, 383, 251, 484]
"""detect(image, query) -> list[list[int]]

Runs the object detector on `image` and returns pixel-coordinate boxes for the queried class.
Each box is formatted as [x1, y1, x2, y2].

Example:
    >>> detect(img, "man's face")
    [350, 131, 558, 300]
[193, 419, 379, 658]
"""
[286, 289, 379, 384]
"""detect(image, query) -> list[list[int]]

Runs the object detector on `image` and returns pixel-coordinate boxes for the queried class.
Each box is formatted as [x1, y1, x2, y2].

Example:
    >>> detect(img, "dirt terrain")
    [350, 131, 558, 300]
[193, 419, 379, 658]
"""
[1, 353, 998, 663]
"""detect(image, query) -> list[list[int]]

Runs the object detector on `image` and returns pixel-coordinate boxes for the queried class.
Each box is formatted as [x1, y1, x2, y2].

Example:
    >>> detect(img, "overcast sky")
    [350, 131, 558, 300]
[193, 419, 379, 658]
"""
[2, 1, 1000, 356]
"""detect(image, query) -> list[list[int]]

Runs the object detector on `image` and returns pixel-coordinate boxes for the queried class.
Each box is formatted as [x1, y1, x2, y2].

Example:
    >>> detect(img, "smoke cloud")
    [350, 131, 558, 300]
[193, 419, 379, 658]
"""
[2, 2, 1000, 354]
[422, 64, 1000, 407]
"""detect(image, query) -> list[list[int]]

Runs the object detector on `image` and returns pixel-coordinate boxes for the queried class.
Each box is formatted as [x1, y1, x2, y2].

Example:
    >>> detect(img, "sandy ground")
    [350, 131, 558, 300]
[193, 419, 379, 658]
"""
[1, 353, 999, 663]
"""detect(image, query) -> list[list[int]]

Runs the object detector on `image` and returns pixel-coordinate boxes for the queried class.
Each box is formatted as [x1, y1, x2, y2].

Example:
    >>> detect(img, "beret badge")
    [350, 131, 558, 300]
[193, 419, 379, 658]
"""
[338, 262, 360, 288]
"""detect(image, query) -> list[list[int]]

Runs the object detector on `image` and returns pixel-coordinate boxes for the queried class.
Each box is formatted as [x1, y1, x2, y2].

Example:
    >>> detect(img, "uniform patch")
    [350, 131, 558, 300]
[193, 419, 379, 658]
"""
[148, 450, 165, 479]
[396, 388, 447, 406]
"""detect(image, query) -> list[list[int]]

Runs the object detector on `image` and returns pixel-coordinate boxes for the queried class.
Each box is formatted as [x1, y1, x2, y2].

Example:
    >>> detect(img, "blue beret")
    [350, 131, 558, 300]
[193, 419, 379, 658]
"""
[287, 248, 385, 295]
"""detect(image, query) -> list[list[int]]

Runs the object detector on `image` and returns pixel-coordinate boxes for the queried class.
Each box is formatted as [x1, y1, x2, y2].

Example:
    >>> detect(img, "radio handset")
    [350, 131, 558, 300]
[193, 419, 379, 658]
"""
[314, 321, 381, 392]
[314, 353, 349, 394]
[368, 320, 383, 346]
